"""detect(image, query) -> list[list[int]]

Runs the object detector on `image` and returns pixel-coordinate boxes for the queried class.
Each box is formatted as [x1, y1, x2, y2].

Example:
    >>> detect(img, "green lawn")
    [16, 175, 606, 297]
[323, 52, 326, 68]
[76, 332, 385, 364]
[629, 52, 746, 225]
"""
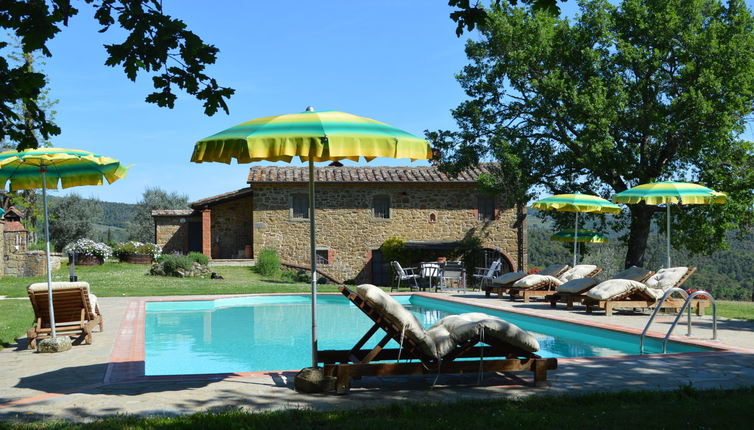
[1, 386, 753, 429]
[0, 299, 33, 349]
[707, 301, 754, 321]
[0, 261, 334, 298]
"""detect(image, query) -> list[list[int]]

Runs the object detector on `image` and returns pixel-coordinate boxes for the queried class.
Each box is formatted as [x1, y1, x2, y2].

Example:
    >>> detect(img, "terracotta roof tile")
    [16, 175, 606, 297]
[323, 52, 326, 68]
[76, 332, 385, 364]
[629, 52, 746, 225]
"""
[151, 209, 196, 217]
[190, 187, 254, 209]
[246, 164, 494, 184]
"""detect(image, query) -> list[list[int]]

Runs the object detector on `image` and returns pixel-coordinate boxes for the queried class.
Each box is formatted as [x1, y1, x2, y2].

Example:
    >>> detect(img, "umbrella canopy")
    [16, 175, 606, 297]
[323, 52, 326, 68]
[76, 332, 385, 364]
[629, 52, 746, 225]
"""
[612, 181, 726, 268]
[550, 229, 609, 243]
[191, 108, 432, 367]
[0, 148, 128, 340]
[532, 193, 621, 266]
[191, 110, 432, 163]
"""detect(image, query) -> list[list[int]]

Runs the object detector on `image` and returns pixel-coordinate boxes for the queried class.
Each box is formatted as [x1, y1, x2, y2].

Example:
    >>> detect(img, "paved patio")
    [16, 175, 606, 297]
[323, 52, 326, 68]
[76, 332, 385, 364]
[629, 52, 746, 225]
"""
[1, 292, 753, 423]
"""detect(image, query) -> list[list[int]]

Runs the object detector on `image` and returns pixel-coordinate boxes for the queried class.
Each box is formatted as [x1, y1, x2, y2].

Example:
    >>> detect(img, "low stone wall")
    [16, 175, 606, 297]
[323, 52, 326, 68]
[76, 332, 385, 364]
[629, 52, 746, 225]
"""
[3, 251, 62, 277]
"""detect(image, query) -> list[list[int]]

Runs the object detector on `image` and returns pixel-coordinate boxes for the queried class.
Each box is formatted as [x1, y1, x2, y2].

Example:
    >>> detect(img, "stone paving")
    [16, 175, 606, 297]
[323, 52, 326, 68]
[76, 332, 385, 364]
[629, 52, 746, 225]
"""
[1, 292, 753, 423]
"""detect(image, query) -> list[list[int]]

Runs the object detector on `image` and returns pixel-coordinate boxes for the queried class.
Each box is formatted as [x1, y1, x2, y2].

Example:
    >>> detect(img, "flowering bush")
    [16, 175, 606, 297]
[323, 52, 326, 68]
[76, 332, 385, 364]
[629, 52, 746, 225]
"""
[527, 267, 542, 275]
[113, 241, 162, 258]
[64, 238, 113, 259]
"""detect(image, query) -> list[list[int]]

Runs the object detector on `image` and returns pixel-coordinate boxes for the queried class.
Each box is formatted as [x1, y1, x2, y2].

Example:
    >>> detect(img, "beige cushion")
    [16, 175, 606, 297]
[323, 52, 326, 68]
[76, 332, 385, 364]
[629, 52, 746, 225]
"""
[28, 282, 97, 314]
[559, 264, 598, 282]
[556, 277, 599, 294]
[356, 284, 437, 359]
[492, 271, 526, 285]
[539, 264, 569, 277]
[513, 274, 562, 288]
[587, 279, 653, 300]
[644, 267, 689, 291]
[428, 312, 539, 357]
[614, 266, 653, 281]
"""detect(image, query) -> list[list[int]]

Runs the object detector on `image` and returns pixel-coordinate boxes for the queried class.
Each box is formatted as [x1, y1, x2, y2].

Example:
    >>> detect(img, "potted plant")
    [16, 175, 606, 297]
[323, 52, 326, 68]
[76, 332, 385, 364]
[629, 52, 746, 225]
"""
[113, 241, 162, 264]
[64, 239, 112, 266]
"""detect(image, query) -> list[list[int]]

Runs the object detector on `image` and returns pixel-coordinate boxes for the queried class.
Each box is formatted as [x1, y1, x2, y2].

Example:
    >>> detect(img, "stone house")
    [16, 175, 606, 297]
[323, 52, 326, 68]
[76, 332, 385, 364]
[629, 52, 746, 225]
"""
[1, 206, 60, 277]
[153, 164, 525, 284]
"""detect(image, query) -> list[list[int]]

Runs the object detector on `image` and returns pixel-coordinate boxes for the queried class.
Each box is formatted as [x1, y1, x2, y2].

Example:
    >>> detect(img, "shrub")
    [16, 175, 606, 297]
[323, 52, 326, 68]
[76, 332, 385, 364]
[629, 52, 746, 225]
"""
[156, 254, 194, 274]
[255, 248, 281, 277]
[113, 241, 162, 259]
[64, 238, 112, 259]
[188, 252, 209, 265]
[280, 269, 308, 283]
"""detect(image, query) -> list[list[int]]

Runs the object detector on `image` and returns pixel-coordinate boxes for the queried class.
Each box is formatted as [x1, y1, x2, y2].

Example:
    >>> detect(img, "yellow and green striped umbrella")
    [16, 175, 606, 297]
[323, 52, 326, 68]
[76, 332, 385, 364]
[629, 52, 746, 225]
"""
[0, 148, 128, 191]
[191, 108, 431, 368]
[612, 181, 726, 268]
[532, 193, 620, 266]
[532, 193, 622, 214]
[551, 229, 609, 243]
[191, 109, 432, 164]
[0, 147, 128, 341]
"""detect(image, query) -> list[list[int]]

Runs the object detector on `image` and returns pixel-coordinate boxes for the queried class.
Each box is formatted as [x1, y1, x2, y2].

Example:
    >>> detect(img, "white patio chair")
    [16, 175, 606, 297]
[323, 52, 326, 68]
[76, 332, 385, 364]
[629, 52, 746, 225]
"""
[390, 261, 420, 291]
[472, 259, 502, 291]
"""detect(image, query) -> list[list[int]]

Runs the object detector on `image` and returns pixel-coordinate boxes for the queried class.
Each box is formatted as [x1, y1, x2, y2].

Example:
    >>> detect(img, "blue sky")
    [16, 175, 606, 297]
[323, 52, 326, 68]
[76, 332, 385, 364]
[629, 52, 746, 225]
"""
[17, 0, 754, 203]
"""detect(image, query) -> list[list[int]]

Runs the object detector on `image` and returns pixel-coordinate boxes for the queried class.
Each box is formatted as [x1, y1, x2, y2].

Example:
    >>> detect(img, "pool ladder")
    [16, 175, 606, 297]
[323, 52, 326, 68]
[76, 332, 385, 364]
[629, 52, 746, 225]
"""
[640, 287, 717, 354]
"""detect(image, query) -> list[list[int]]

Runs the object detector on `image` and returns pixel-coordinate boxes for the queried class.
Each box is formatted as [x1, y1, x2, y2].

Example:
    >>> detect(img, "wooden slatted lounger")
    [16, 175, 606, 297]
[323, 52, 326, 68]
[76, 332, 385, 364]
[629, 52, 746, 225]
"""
[26, 281, 104, 349]
[485, 264, 570, 299]
[508, 265, 603, 303]
[582, 267, 707, 316]
[318, 285, 557, 394]
[546, 267, 655, 309]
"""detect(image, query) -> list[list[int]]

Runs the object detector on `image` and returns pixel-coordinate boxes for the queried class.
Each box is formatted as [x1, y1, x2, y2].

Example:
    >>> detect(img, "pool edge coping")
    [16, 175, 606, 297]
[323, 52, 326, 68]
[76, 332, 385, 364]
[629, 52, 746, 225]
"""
[106, 292, 753, 384]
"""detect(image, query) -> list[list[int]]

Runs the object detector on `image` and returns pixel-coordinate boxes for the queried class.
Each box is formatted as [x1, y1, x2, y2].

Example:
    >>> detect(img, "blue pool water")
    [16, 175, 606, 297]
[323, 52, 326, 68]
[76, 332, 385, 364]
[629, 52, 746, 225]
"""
[144, 294, 712, 376]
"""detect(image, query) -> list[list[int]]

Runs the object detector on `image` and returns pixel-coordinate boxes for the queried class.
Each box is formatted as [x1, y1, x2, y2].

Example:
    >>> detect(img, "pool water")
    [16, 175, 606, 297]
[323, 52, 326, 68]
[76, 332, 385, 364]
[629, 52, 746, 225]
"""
[144, 294, 711, 376]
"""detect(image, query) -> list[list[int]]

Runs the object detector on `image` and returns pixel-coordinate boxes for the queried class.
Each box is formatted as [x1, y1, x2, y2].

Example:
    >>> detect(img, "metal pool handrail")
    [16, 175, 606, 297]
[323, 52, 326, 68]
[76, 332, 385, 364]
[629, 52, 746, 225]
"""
[640, 287, 717, 354]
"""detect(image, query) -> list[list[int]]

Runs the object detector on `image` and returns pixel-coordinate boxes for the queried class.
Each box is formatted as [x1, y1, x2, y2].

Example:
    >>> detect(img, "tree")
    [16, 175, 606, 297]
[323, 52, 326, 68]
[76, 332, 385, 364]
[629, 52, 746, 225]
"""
[129, 186, 188, 242]
[0, 0, 234, 150]
[449, 0, 565, 35]
[49, 193, 103, 251]
[430, 0, 754, 268]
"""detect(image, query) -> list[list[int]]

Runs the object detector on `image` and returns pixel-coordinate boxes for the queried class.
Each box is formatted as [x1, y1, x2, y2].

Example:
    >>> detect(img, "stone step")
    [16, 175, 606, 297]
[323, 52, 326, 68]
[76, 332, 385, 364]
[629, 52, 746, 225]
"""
[208, 259, 255, 267]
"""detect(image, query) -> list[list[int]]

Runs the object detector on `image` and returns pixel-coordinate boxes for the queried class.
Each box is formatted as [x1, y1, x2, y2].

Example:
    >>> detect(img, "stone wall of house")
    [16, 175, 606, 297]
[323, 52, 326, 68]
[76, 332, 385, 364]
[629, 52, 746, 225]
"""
[210, 198, 253, 259]
[3, 251, 62, 277]
[154, 215, 200, 254]
[251, 183, 524, 283]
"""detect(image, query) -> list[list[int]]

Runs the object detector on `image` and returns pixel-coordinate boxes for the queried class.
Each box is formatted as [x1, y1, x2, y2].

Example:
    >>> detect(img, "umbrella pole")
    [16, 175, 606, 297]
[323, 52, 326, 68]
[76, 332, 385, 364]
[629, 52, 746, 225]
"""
[41, 168, 57, 338]
[666, 204, 671, 268]
[573, 212, 579, 267]
[308, 157, 318, 368]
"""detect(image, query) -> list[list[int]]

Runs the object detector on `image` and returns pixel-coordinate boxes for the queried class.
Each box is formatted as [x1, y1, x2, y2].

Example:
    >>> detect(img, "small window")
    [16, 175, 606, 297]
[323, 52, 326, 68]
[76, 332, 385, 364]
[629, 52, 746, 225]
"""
[478, 195, 495, 221]
[291, 194, 309, 219]
[373, 195, 390, 219]
[316, 249, 329, 265]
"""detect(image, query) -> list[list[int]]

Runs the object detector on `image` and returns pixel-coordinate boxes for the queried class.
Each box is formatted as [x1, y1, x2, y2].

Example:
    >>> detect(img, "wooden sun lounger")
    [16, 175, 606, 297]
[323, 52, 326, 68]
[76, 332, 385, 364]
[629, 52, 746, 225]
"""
[582, 267, 708, 316]
[508, 267, 603, 303]
[318, 286, 557, 394]
[485, 265, 570, 299]
[26, 282, 104, 349]
[546, 270, 655, 309]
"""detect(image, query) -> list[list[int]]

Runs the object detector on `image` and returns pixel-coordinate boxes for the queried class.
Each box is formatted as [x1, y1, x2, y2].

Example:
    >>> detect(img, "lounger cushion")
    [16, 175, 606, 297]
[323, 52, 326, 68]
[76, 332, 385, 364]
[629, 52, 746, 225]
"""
[356, 284, 437, 359]
[428, 312, 540, 357]
[513, 274, 562, 288]
[587, 279, 661, 300]
[492, 271, 526, 285]
[556, 277, 599, 294]
[614, 266, 653, 281]
[28, 282, 98, 315]
[644, 267, 689, 291]
[539, 264, 569, 277]
[559, 264, 598, 282]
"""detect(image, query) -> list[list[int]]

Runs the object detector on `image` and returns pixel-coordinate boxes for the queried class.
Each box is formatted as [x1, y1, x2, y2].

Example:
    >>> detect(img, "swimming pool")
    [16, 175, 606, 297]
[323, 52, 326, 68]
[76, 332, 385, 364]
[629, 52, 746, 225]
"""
[144, 294, 712, 376]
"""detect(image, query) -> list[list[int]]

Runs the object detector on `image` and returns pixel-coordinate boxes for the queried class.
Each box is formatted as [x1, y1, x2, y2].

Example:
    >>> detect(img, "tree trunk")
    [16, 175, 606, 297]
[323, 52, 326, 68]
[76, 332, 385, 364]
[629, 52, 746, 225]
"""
[624, 204, 654, 268]
[514, 202, 526, 271]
